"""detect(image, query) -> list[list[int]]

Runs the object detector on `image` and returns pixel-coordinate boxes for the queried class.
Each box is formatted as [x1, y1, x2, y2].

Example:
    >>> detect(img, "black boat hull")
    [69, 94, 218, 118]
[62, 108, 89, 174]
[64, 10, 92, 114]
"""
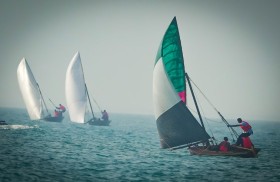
[43, 116, 64, 122]
[88, 119, 111, 126]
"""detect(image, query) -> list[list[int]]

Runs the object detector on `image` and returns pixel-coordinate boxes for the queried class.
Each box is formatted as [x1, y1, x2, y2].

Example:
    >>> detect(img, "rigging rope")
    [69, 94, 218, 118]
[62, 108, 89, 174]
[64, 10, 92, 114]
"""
[187, 76, 239, 141]
[90, 94, 102, 113]
[191, 86, 217, 144]
[48, 98, 56, 108]
[38, 85, 57, 109]
[186, 105, 223, 123]
[36, 83, 50, 115]
[85, 86, 103, 116]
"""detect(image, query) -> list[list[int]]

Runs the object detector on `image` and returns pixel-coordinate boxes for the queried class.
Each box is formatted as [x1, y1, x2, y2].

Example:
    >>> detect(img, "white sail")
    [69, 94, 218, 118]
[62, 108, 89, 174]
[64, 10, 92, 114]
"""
[65, 52, 87, 123]
[153, 57, 181, 120]
[17, 58, 46, 120]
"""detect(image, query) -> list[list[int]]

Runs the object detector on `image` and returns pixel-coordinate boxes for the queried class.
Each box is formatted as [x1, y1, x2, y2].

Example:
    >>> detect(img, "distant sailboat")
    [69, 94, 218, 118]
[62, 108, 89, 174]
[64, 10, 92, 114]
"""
[153, 17, 260, 157]
[17, 58, 64, 122]
[0, 120, 8, 125]
[65, 52, 111, 126]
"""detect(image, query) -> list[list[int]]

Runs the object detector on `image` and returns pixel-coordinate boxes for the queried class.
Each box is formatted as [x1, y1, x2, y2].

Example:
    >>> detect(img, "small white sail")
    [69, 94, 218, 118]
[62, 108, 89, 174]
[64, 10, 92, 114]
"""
[17, 58, 45, 120]
[65, 52, 87, 123]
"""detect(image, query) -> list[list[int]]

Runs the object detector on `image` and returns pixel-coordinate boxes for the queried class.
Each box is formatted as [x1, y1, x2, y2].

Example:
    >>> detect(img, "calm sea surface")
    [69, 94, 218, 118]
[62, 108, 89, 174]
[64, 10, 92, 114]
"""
[1, 108, 280, 182]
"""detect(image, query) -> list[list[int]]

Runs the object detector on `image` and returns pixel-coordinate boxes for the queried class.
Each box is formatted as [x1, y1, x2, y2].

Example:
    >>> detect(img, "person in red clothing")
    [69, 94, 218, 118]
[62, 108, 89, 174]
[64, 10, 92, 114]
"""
[228, 118, 253, 146]
[242, 136, 254, 149]
[218, 137, 231, 152]
[54, 109, 59, 117]
[56, 104, 66, 113]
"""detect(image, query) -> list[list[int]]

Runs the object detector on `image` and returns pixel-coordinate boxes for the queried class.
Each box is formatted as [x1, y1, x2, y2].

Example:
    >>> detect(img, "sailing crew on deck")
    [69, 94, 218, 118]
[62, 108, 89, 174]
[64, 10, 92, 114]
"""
[56, 104, 66, 113]
[218, 137, 231, 152]
[54, 109, 59, 117]
[101, 110, 109, 120]
[228, 118, 253, 146]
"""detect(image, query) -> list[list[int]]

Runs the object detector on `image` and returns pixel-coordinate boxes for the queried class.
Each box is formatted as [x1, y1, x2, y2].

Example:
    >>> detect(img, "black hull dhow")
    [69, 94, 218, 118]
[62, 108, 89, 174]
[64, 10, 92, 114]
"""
[43, 116, 64, 122]
[65, 52, 111, 126]
[153, 17, 260, 158]
[88, 119, 111, 126]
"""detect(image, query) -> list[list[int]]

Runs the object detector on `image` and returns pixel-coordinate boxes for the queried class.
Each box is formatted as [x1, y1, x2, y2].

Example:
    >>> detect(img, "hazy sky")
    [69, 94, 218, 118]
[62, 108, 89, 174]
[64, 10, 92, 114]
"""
[0, 0, 279, 121]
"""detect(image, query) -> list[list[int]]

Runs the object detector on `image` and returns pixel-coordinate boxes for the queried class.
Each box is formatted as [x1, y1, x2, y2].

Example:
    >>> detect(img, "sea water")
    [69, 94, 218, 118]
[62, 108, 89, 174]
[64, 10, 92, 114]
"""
[0, 108, 280, 182]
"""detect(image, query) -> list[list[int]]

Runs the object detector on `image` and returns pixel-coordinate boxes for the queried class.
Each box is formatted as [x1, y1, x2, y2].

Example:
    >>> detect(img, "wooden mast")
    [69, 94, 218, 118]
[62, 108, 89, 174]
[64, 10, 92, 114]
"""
[185, 72, 205, 129]
[85, 84, 95, 119]
[37, 83, 50, 116]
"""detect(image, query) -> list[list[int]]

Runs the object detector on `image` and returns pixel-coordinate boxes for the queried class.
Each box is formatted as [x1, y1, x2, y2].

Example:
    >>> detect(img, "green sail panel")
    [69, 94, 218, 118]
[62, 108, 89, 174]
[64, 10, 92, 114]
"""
[155, 17, 186, 103]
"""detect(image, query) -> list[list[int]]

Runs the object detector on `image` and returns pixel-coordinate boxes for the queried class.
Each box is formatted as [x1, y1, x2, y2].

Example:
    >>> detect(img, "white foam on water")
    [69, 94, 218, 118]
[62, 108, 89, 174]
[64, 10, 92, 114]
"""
[0, 124, 39, 130]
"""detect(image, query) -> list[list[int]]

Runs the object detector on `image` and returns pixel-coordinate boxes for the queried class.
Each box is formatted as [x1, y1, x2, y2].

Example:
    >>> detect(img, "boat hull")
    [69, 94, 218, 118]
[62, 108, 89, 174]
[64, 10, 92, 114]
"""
[0, 120, 8, 125]
[88, 119, 111, 126]
[43, 116, 64, 122]
[189, 145, 260, 158]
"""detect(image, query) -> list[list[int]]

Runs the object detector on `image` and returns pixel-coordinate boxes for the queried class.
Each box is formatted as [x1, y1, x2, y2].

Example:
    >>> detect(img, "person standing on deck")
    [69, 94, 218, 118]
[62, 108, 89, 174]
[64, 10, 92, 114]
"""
[101, 110, 109, 121]
[228, 118, 253, 146]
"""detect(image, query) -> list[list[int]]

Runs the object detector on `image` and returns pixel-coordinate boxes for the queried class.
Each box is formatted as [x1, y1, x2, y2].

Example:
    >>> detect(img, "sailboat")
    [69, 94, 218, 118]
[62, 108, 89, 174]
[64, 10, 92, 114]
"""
[0, 120, 8, 125]
[153, 17, 260, 158]
[65, 52, 111, 126]
[17, 58, 64, 122]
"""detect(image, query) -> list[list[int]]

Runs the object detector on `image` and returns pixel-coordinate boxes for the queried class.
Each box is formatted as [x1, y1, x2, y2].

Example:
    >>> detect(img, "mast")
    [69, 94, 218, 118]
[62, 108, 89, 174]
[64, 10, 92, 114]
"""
[37, 83, 50, 115]
[85, 84, 95, 119]
[185, 72, 205, 129]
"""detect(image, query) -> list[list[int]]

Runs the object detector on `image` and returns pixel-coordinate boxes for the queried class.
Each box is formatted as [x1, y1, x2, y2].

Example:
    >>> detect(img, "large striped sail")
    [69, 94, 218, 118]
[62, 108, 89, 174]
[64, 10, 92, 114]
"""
[17, 58, 48, 120]
[153, 17, 210, 149]
[65, 52, 87, 123]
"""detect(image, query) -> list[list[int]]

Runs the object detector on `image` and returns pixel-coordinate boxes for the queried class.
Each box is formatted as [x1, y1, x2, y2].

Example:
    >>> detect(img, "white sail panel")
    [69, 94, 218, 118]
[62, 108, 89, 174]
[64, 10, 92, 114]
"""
[17, 58, 44, 120]
[153, 58, 181, 119]
[65, 52, 87, 123]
